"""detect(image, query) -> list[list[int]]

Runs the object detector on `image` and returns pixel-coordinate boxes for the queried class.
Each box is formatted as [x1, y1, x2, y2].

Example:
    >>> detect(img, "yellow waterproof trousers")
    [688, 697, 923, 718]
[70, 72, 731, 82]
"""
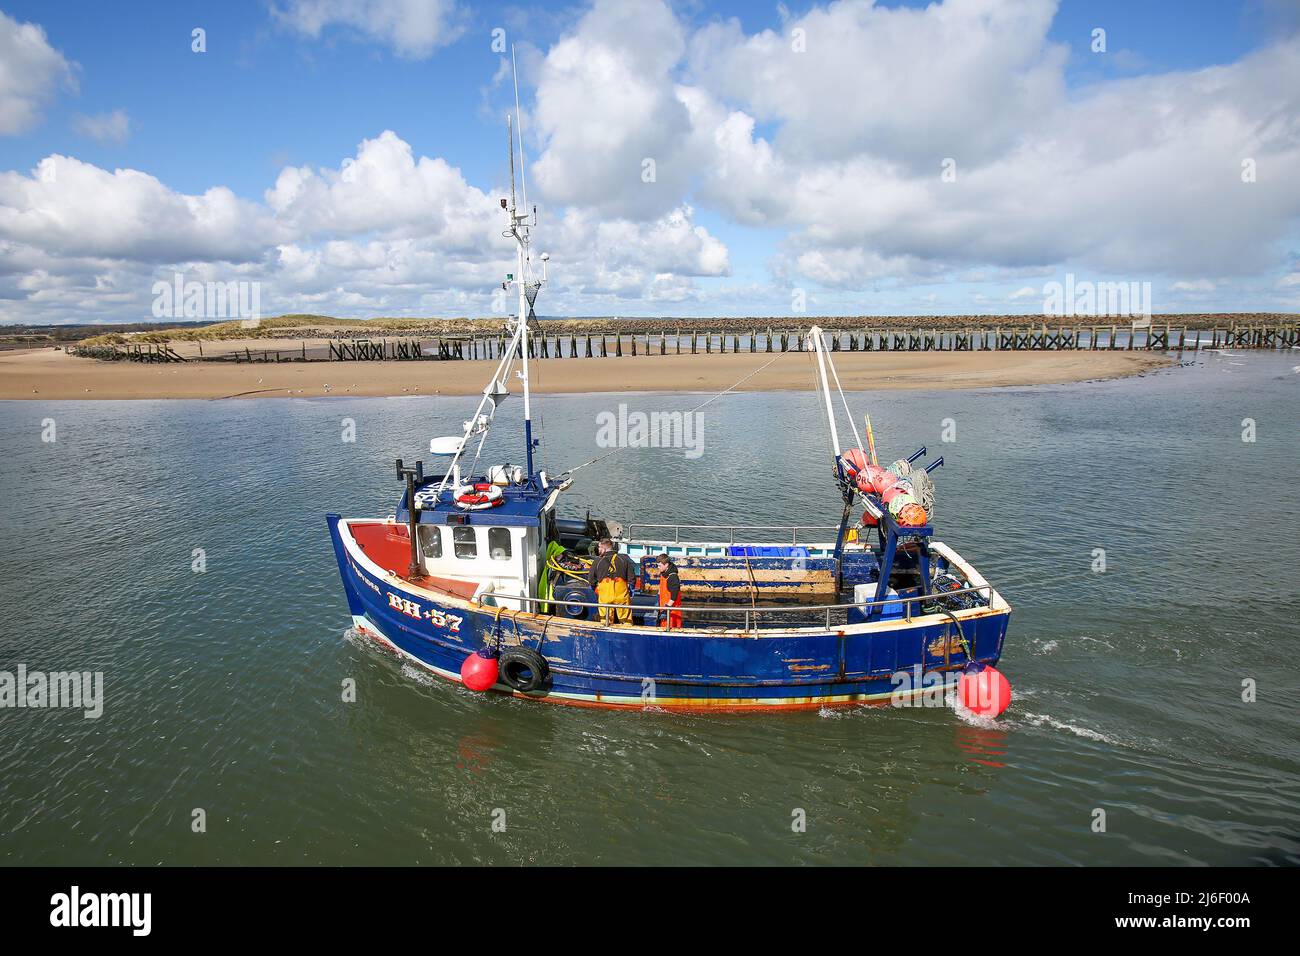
[595, 577, 632, 624]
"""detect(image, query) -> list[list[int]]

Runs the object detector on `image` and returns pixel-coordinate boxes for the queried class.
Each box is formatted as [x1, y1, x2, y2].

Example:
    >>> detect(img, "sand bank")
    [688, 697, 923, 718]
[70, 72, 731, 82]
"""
[0, 346, 1172, 400]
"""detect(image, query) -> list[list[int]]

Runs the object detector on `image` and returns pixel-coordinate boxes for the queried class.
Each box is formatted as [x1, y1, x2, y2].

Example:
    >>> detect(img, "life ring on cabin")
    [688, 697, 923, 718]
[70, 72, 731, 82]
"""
[498, 646, 549, 692]
[455, 482, 505, 510]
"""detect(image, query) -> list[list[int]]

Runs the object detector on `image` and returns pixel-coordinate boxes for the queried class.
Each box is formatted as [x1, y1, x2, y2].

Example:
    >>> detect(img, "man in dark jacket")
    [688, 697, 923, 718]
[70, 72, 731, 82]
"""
[588, 538, 634, 624]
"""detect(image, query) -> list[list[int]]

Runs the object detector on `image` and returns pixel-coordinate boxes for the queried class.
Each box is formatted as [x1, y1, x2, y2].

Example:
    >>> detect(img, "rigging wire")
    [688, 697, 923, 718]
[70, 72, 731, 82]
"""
[559, 350, 789, 479]
[824, 339, 865, 451]
[533, 328, 547, 474]
[805, 327, 864, 453]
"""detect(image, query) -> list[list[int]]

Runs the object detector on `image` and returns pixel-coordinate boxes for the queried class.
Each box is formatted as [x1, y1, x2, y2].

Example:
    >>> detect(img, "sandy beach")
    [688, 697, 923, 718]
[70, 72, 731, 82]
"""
[0, 346, 1172, 400]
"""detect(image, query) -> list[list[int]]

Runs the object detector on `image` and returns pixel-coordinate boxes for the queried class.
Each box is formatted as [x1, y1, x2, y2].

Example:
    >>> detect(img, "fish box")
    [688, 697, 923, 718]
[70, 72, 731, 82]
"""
[849, 582, 904, 622]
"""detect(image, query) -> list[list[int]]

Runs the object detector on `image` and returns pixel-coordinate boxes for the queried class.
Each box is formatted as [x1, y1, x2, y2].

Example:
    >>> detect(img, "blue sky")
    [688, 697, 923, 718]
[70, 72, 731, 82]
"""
[0, 0, 1297, 324]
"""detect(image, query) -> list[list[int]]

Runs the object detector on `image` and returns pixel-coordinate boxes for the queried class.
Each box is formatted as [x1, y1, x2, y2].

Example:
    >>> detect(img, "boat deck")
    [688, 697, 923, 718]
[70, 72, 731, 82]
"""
[349, 522, 480, 600]
[345, 518, 976, 632]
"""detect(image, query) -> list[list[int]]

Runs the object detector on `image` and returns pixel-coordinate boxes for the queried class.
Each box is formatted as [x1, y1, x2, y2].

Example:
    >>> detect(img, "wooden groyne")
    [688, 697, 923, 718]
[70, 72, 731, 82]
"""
[309, 321, 1296, 362]
[70, 320, 1299, 364]
[67, 343, 187, 363]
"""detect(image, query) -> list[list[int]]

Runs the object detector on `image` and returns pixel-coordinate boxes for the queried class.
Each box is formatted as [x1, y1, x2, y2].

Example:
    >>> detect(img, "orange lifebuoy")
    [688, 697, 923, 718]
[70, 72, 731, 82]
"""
[455, 483, 505, 509]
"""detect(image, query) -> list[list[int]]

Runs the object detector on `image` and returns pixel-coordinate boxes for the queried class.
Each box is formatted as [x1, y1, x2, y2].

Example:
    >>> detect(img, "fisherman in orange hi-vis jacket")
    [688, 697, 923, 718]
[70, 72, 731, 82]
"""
[654, 554, 682, 630]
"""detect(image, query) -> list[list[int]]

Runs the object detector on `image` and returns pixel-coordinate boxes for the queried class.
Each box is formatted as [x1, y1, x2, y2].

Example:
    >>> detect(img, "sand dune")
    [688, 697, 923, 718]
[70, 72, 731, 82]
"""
[0, 346, 1172, 400]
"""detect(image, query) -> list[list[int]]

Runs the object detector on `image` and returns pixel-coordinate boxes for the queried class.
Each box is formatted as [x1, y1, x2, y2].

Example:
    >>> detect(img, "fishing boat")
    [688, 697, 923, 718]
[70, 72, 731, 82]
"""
[325, 118, 1013, 715]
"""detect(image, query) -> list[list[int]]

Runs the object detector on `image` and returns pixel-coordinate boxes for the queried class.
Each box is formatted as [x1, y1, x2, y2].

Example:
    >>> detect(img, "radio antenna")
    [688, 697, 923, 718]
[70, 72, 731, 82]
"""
[511, 45, 529, 219]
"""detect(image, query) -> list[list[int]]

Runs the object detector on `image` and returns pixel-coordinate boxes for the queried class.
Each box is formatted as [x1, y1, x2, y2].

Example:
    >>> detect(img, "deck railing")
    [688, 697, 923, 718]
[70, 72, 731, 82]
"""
[623, 522, 843, 546]
[480, 582, 995, 631]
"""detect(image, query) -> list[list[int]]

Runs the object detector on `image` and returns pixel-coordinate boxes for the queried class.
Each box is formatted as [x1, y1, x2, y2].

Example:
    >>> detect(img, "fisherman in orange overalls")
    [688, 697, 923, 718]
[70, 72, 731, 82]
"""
[654, 554, 683, 630]
[588, 538, 634, 624]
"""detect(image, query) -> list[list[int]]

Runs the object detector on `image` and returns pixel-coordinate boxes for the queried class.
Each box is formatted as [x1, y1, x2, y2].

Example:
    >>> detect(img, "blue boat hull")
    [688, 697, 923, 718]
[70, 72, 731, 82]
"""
[328, 515, 1010, 711]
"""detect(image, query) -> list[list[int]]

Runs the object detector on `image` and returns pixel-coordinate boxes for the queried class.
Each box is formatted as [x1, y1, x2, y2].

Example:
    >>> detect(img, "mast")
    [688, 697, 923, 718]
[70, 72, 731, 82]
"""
[507, 115, 533, 477]
[428, 53, 547, 500]
[506, 48, 541, 479]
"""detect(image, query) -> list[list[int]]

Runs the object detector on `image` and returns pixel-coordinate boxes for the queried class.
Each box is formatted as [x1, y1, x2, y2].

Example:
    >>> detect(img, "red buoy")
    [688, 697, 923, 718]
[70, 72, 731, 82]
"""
[958, 665, 1012, 717]
[460, 648, 499, 691]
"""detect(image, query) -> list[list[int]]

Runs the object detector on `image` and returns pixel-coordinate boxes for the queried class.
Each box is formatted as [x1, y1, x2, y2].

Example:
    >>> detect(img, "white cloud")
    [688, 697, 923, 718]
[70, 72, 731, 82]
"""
[0, 11, 76, 136]
[0, 155, 270, 263]
[792, 247, 930, 288]
[266, 130, 498, 245]
[689, 7, 1300, 286]
[531, 0, 696, 219]
[567, 205, 729, 277]
[0, 131, 731, 323]
[547, 204, 729, 306]
[5, 0, 1299, 322]
[71, 108, 131, 145]
[1009, 286, 1038, 299]
[272, 0, 463, 58]
[688, 0, 1067, 169]
[523, 0, 1300, 290]
[647, 273, 695, 302]
[1171, 279, 1215, 292]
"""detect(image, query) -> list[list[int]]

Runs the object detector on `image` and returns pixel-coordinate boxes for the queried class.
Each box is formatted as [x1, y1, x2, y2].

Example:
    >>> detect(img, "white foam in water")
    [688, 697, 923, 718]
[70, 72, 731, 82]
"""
[819, 694, 932, 720]
[946, 683, 1116, 740]
[1075, 635, 1116, 651]
[950, 693, 1002, 729]
[400, 663, 435, 687]
[1014, 711, 1118, 745]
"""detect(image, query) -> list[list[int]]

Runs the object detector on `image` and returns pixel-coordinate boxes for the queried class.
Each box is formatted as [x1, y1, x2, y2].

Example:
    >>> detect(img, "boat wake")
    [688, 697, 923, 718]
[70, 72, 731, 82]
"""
[1010, 710, 1119, 745]
[400, 663, 436, 687]
[950, 694, 1003, 729]
[344, 625, 441, 689]
[817, 702, 891, 720]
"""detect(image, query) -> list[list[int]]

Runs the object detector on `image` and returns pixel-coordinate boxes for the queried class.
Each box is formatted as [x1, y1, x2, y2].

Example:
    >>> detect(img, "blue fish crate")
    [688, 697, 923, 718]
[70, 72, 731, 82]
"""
[726, 545, 811, 559]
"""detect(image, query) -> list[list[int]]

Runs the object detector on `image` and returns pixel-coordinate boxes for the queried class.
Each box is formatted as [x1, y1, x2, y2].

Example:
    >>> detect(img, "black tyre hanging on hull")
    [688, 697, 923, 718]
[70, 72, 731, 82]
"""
[498, 647, 550, 692]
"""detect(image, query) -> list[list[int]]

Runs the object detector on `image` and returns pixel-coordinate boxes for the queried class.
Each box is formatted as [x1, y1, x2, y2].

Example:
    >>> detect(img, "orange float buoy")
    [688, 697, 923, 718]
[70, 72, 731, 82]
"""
[958, 664, 1012, 717]
[841, 448, 870, 477]
[460, 647, 499, 691]
[897, 503, 928, 527]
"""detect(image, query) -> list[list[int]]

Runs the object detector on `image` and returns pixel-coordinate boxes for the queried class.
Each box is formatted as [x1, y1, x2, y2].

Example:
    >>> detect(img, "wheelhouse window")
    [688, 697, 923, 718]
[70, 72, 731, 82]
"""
[418, 525, 442, 559]
[453, 526, 477, 559]
[488, 527, 512, 561]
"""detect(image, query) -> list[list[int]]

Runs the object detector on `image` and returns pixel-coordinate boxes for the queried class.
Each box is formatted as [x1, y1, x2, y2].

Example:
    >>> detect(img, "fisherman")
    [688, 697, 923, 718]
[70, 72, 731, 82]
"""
[654, 554, 682, 630]
[588, 537, 634, 625]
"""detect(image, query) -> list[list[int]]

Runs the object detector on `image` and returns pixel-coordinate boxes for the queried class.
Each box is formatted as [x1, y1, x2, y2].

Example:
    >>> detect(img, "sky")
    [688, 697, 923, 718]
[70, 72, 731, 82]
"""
[0, 0, 1298, 325]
